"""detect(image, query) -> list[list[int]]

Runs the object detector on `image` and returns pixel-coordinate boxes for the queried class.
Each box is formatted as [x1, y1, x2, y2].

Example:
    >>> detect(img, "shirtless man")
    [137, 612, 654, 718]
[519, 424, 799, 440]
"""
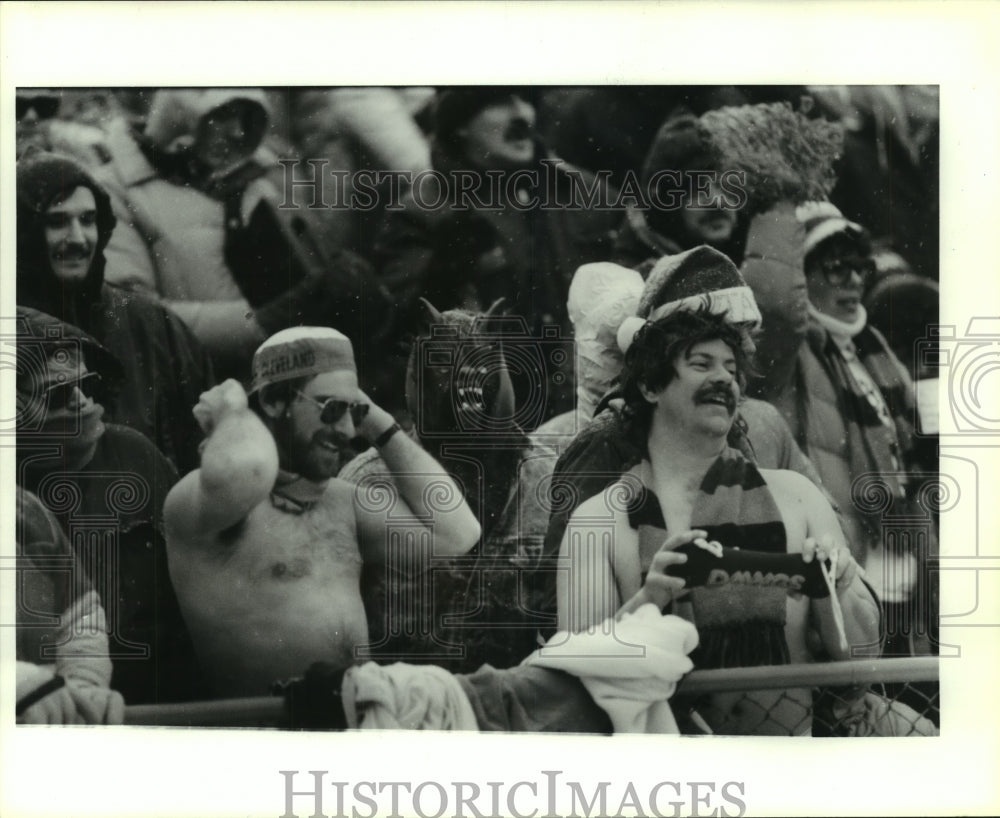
[557, 309, 881, 734]
[165, 327, 481, 697]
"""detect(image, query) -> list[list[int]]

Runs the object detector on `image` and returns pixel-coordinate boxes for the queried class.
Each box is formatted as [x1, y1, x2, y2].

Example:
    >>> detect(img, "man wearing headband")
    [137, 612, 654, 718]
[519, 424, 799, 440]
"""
[164, 327, 481, 698]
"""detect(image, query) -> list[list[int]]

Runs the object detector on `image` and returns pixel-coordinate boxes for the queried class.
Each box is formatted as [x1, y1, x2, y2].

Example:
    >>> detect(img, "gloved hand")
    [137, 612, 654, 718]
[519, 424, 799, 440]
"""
[66, 679, 126, 725]
[278, 661, 349, 731]
[16, 662, 82, 725]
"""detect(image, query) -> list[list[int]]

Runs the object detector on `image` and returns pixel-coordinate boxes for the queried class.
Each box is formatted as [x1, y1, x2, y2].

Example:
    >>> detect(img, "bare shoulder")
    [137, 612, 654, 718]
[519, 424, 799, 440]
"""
[569, 482, 633, 524]
[758, 467, 821, 503]
[760, 467, 841, 546]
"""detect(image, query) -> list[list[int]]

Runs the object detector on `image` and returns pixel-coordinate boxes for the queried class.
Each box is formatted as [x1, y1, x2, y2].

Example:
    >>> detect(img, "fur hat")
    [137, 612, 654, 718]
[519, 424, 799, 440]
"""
[699, 101, 843, 217]
[617, 245, 761, 354]
[250, 327, 356, 395]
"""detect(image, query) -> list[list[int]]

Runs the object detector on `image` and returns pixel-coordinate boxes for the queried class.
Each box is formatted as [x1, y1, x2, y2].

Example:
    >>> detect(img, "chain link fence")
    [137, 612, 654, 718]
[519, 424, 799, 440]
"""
[121, 657, 938, 735]
[671, 657, 939, 736]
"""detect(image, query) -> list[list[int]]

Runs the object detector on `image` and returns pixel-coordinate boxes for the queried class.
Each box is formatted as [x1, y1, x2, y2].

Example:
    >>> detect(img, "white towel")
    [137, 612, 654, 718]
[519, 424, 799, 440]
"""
[525, 604, 699, 733]
[342, 662, 478, 731]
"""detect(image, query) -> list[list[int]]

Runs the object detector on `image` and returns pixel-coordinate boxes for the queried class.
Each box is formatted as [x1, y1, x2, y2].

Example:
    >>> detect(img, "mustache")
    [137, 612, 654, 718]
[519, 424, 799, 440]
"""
[53, 242, 92, 260]
[694, 209, 735, 225]
[694, 383, 737, 413]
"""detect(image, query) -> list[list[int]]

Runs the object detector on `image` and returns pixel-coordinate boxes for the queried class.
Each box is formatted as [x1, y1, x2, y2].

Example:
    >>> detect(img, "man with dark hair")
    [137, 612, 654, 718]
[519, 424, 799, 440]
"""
[612, 112, 744, 273]
[16, 150, 215, 474]
[374, 87, 620, 422]
[164, 327, 481, 697]
[557, 308, 880, 735]
[540, 245, 833, 637]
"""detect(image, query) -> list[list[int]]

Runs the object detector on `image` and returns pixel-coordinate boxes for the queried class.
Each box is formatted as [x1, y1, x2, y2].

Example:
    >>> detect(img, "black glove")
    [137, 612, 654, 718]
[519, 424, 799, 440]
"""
[278, 662, 349, 731]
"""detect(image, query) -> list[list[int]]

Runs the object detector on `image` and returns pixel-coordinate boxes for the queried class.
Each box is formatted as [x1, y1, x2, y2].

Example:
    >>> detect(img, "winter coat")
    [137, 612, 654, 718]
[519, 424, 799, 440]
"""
[754, 320, 918, 563]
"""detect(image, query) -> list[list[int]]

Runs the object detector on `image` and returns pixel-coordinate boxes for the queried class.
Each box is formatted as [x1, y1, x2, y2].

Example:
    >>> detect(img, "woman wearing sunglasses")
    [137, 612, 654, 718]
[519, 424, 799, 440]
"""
[742, 201, 932, 660]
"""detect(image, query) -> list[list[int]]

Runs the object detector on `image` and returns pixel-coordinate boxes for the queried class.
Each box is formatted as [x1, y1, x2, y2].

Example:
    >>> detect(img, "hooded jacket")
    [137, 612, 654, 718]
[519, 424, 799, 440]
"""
[17, 152, 215, 474]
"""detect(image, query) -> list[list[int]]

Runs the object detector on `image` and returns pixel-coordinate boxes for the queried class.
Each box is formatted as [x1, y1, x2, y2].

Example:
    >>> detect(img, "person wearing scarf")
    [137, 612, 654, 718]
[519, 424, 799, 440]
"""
[556, 308, 880, 735]
[742, 202, 933, 656]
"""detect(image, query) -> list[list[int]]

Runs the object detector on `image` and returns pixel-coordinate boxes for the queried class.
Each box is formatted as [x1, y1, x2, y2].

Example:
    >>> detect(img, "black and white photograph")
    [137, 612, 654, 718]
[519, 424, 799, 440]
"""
[2, 3, 998, 817]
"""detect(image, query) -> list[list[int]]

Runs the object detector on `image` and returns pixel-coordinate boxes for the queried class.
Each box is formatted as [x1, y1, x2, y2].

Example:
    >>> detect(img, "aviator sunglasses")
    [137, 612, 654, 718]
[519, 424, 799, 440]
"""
[296, 391, 370, 425]
[44, 372, 104, 412]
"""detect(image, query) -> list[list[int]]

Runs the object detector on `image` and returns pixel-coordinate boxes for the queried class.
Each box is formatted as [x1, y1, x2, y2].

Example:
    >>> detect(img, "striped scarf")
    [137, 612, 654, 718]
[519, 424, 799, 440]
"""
[626, 447, 790, 669]
[805, 321, 916, 537]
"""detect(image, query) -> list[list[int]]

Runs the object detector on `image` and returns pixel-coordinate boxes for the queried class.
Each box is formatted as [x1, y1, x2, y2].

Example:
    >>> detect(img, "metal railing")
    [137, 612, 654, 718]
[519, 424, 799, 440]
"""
[123, 657, 939, 736]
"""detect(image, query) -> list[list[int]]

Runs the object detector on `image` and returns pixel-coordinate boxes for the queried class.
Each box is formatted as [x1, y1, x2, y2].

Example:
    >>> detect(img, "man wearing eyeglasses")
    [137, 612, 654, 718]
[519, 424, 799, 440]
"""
[741, 202, 929, 656]
[163, 327, 482, 698]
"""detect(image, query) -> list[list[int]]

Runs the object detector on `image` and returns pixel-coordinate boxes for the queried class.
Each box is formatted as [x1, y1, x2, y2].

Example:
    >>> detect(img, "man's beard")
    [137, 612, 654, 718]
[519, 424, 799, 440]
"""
[278, 421, 354, 481]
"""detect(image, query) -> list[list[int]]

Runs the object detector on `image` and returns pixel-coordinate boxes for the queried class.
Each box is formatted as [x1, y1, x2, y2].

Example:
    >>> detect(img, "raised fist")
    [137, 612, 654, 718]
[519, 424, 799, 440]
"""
[192, 379, 249, 437]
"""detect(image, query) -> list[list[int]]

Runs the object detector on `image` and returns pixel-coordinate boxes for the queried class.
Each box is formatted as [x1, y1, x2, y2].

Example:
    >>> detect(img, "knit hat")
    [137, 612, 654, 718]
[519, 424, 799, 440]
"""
[617, 246, 762, 353]
[640, 112, 717, 186]
[250, 327, 356, 395]
[795, 201, 865, 257]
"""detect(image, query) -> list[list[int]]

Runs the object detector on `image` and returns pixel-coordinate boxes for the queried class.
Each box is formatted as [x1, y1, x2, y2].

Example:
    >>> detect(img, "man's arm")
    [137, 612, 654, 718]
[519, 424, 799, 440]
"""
[352, 398, 480, 561]
[740, 206, 812, 401]
[164, 299, 267, 370]
[772, 470, 882, 660]
[557, 492, 691, 633]
[163, 380, 278, 542]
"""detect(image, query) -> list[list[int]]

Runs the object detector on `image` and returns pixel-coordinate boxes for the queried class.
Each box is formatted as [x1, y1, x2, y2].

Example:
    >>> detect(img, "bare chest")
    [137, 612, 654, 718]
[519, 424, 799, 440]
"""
[211, 499, 363, 587]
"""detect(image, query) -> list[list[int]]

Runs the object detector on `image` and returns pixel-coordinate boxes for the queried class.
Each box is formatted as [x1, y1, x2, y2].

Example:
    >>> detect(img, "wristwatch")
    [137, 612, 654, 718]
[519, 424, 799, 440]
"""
[374, 422, 402, 449]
